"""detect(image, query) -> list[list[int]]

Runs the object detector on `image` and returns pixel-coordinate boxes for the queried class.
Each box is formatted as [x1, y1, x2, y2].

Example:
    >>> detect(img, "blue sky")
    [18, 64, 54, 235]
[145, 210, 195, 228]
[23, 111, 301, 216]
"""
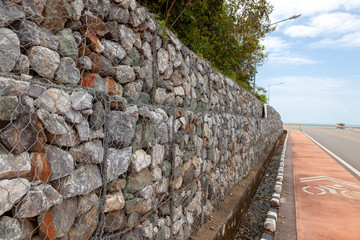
[258, 0, 360, 125]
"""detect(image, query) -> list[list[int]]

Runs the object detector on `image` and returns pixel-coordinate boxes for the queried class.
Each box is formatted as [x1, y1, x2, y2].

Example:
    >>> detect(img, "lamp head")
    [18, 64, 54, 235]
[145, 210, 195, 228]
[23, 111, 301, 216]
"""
[289, 14, 301, 20]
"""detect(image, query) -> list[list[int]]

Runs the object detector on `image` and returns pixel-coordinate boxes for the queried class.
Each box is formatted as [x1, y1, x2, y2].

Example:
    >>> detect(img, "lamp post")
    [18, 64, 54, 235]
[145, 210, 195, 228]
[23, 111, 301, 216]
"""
[270, 14, 301, 26]
[268, 82, 284, 105]
[252, 14, 301, 96]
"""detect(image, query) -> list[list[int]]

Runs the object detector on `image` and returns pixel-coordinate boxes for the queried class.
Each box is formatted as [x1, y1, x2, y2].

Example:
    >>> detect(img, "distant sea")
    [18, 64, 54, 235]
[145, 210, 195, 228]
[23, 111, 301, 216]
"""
[283, 123, 360, 129]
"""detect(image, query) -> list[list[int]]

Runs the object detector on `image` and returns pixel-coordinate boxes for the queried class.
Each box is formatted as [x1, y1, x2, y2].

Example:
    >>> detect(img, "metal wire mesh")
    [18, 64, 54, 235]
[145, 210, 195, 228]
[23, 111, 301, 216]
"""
[0, 0, 283, 239]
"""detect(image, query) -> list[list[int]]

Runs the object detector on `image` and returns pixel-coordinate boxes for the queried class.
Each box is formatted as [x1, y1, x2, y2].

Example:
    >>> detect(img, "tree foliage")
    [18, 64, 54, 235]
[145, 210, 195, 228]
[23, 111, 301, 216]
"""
[139, 0, 274, 102]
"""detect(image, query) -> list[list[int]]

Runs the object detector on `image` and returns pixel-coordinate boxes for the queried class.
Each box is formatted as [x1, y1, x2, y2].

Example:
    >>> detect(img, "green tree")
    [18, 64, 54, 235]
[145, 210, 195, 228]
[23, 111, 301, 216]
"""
[139, 0, 274, 103]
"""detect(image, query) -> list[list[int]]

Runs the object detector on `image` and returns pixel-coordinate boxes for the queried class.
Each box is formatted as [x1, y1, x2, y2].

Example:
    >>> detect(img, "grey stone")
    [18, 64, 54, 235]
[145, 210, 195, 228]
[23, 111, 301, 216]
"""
[123, 80, 143, 100]
[133, 121, 157, 149]
[106, 21, 120, 41]
[167, 30, 181, 50]
[65, 108, 84, 123]
[151, 166, 162, 181]
[138, 184, 154, 199]
[131, 149, 151, 173]
[56, 29, 78, 59]
[125, 197, 151, 214]
[106, 147, 132, 182]
[68, 202, 99, 240]
[154, 88, 168, 105]
[75, 118, 91, 141]
[78, 56, 92, 70]
[15, 184, 63, 218]
[129, 7, 147, 27]
[70, 140, 104, 164]
[0, 178, 30, 216]
[0, 28, 20, 73]
[45, 126, 81, 148]
[57, 164, 102, 198]
[107, 108, 138, 148]
[108, 5, 130, 24]
[121, 47, 141, 67]
[18, 94, 34, 114]
[127, 212, 139, 227]
[140, 59, 153, 92]
[156, 122, 169, 144]
[55, 57, 80, 84]
[0, 113, 46, 154]
[0, 150, 30, 180]
[70, 91, 93, 111]
[45, 145, 74, 181]
[71, 0, 84, 21]
[126, 169, 153, 193]
[0, 0, 25, 26]
[41, 0, 72, 33]
[0, 95, 19, 121]
[102, 39, 127, 64]
[28, 46, 60, 79]
[141, 41, 152, 60]
[0, 216, 21, 240]
[142, 30, 153, 42]
[88, 53, 116, 77]
[174, 51, 183, 68]
[12, 20, 59, 51]
[167, 44, 176, 62]
[139, 107, 163, 124]
[119, 24, 136, 53]
[84, 0, 111, 17]
[38, 198, 77, 238]
[27, 84, 46, 98]
[35, 88, 70, 115]
[155, 226, 171, 240]
[36, 109, 71, 135]
[157, 48, 169, 74]
[13, 54, 29, 74]
[89, 101, 105, 130]
[134, 33, 142, 49]
[22, 0, 45, 24]
[115, 65, 136, 84]
[163, 62, 174, 80]
[76, 192, 99, 217]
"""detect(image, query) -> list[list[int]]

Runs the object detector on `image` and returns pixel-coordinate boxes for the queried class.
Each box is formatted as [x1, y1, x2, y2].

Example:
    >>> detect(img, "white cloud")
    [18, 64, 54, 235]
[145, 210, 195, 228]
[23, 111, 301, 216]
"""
[268, 55, 318, 65]
[261, 37, 318, 65]
[311, 31, 360, 48]
[269, 0, 360, 20]
[284, 12, 360, 38]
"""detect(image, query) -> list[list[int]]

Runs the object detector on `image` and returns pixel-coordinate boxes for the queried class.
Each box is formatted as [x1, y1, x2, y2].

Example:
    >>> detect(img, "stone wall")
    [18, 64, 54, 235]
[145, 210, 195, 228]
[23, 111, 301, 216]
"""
[0, 0, 282, 239]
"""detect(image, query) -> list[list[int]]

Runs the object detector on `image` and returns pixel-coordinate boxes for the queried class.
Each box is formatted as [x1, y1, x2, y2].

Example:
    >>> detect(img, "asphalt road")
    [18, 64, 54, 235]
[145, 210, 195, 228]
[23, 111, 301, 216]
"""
[299, 127, 360, 178]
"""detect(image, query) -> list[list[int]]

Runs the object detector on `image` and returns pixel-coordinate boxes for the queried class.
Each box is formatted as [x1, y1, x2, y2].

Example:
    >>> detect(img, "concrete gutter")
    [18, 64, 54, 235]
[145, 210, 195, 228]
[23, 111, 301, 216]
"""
[192, 132, 284, 240]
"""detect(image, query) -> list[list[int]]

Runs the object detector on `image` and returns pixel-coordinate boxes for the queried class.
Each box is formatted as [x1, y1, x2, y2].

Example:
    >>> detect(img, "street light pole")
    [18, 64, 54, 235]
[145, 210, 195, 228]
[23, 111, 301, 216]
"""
[252, 14, 301, 96]
[270, 14, 301, 26]
[268, 82, 284, 105]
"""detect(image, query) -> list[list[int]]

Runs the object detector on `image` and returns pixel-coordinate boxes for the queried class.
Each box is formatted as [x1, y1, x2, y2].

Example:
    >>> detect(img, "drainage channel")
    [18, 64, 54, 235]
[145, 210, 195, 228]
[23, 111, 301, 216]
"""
[234, 131, 287, 240]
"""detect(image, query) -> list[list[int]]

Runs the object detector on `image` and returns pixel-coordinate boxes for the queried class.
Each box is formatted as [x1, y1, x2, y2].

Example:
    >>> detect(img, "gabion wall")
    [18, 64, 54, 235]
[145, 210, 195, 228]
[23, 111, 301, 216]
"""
[0, 0, 283, 239]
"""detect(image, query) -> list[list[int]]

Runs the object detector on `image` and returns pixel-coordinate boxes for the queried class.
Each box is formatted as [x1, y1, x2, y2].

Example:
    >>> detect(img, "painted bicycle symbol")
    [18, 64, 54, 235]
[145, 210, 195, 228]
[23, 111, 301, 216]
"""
[300, 176, 360, 200]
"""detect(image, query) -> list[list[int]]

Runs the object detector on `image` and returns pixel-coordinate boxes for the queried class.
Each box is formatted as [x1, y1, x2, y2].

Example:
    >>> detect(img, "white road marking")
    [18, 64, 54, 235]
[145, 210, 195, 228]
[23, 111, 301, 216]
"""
[299, 176, 360, 188]
[303, 132, 360, 178]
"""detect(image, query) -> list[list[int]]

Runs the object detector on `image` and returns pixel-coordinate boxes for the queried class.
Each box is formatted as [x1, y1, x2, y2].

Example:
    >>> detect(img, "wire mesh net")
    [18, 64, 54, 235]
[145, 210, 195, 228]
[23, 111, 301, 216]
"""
[0, 0, 283, 239]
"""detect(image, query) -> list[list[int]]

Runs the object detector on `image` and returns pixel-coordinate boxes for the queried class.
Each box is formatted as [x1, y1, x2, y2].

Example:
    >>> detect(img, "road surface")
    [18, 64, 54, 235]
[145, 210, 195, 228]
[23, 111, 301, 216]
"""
[297, 127, 360, 179]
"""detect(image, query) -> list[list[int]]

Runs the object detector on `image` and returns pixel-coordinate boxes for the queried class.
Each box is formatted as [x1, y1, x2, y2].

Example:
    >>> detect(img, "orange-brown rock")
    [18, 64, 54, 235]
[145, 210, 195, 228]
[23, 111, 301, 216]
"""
[30, 152, 51, 183]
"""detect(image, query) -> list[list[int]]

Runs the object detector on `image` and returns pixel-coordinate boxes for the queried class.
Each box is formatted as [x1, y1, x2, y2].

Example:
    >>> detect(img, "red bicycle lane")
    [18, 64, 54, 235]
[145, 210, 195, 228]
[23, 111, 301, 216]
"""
[290, 130, 360, 240]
